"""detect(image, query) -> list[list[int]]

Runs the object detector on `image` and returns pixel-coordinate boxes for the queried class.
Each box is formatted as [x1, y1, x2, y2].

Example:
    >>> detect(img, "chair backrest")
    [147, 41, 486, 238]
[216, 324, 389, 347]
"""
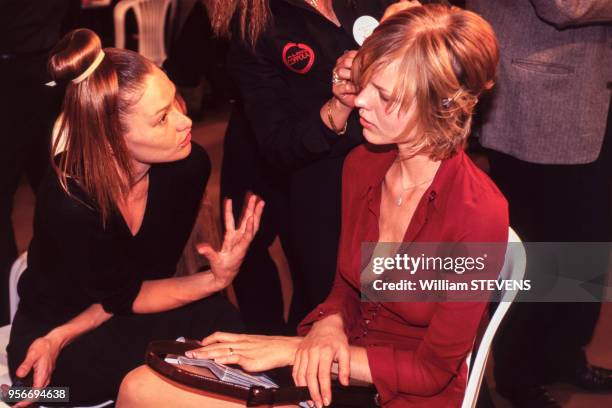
[114, 0, 177, 66]
[8, 252, 28, 323]
[461, 227, 526, 408]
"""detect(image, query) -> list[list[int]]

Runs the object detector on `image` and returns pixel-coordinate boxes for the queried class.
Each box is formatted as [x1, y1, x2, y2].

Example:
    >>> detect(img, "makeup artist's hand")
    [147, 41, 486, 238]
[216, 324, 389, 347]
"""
[332, 51, 358, 109]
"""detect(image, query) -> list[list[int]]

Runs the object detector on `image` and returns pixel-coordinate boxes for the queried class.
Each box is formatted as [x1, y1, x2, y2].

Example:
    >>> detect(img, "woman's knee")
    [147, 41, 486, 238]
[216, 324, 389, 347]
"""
[117, 364, 250, 407]
[117, 365, 158, 407]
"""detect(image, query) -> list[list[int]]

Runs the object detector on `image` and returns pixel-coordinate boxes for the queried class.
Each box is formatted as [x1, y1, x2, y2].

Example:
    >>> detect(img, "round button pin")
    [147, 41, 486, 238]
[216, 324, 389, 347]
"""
[353, 15, 379, 46]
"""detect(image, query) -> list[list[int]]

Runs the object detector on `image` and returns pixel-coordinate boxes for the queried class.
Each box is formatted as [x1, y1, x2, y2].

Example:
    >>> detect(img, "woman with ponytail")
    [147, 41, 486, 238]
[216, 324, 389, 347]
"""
[7, 28, 263, 406]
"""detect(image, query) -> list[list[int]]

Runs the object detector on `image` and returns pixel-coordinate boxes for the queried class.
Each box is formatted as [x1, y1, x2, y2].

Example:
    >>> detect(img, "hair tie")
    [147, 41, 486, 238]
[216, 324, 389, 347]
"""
[72, 50, 106, 84]
[45, 50, 106, 87]
[442, 88, 463, 108]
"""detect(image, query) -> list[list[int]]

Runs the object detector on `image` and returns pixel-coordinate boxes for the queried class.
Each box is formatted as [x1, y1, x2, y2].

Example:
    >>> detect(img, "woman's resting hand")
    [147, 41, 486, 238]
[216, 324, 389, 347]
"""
[293, 313, 350, 408]
[187, 332, 301, 373]
[9, 304, 110, 407]
[198, 194, 265, 291]
[12, 332, 63, 407]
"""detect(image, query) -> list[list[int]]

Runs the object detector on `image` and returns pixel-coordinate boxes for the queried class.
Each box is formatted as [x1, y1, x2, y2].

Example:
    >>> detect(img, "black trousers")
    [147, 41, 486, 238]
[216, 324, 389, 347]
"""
[0, 53, 63, 325]
[221, 106, 296, 335]
[7, 294, 244, 406]
[489, 103, 612, 390]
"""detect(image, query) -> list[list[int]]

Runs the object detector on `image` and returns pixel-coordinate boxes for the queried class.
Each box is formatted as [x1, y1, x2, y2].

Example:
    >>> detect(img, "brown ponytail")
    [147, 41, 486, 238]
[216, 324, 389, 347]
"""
[49, 28, 154, 225]
[204, 0, 272, 47]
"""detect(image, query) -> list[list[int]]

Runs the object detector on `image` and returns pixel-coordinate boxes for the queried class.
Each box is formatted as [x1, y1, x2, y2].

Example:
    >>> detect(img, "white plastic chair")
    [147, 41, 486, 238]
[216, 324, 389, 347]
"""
[0, 253, 113, 408]
[8, 252, 27, 322]
[461, 227, 526, 408]
[114, 0, 177, 66]
[0, 252, 28, 392]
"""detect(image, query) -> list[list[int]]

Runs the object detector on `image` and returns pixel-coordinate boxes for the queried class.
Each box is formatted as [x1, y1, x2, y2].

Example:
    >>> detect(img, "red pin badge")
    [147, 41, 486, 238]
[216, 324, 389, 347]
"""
[282, 42, 316, 74]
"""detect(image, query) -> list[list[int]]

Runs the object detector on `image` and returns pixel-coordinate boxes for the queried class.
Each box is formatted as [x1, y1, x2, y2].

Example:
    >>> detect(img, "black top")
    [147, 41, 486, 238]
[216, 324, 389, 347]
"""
[228, 0, 439, 170]
[228, 0, 398, 171]
[225, 0, 394, 312]
[17, 144, 210, 324]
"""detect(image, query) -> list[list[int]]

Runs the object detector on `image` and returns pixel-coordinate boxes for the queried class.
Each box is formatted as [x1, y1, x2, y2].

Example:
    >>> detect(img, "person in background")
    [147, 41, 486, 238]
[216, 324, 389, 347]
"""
[464, 1, 612, 407]
[6, 29, 263, 406]
[163, 1, 233, 118]
[0, 0, 78, 326]
[117, 4, 507, 407]
[203, 0, 423, 335]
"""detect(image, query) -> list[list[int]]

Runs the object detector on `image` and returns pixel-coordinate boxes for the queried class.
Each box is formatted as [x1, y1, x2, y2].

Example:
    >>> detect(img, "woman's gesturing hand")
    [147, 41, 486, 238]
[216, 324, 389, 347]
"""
[332, 51, 359, 109]
[12, 333, 63, 407]
[198, 194, 265, 291]
[186, 332, 301, 373]
[293, 313, 350, 408]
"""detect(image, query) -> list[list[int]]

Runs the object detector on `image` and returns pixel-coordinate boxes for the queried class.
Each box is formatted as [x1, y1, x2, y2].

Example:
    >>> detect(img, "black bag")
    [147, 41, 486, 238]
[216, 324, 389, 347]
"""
[145, 340, 380, 407]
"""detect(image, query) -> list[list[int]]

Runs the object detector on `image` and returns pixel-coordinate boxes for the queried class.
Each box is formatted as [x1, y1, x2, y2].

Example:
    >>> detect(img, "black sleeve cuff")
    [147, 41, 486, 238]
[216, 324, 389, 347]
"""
[99, 280, 143, 315]
[327, 111, 364, 158]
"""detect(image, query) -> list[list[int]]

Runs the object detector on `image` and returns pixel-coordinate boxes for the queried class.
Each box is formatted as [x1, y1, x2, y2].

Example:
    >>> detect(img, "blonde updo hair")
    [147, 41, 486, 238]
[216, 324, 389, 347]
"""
[48, 28, 155, 224]
[353, 4, 499, 160]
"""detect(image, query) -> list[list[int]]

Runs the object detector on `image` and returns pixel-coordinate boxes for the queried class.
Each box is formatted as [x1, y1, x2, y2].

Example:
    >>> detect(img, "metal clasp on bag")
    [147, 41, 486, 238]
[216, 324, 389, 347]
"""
[246, 386, 269, 406]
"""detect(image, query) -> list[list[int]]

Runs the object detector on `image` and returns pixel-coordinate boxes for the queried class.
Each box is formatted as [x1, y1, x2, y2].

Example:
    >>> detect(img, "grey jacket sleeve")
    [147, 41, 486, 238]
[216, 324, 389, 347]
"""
[530, 0, 612, 28]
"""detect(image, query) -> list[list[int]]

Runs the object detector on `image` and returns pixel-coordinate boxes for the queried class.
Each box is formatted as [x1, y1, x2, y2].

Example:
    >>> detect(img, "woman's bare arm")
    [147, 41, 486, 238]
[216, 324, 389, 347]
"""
[132, 270, 223, 313]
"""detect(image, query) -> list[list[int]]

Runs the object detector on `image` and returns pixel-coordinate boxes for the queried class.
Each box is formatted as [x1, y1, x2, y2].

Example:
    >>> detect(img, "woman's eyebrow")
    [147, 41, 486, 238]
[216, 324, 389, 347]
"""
[373, 82, 391, 94]
[153, 84, 177, 116]
[153, 104, 171, 116]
